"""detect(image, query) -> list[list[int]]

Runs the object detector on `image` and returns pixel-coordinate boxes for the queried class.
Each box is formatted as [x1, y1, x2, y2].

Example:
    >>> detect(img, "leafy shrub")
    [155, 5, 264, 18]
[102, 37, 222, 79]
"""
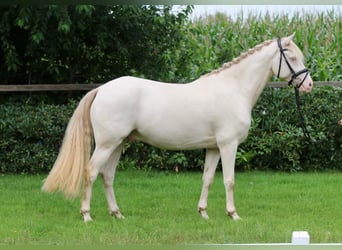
[240, 86, 342, 172]
[0, 100, 77, 173]
[1, 86, 340, 174]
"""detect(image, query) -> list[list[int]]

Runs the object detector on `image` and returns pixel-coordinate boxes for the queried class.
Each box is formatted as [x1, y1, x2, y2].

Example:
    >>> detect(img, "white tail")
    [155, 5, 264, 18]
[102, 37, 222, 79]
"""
[42, 89, 98, 198]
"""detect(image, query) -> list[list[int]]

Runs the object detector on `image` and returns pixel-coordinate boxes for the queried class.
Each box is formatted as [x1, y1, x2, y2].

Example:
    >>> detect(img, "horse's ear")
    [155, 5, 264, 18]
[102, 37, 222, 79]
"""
[283, 33, 296, 46]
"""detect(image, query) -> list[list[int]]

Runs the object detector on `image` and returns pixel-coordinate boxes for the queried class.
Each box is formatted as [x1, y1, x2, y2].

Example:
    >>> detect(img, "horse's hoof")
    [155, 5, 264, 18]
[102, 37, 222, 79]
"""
[198, 208, 210, 220]
[228, 211, 241, 221]
[83, 214, 93, 222]
[81, 210, 93, 222]
[111, 210, 125, 219]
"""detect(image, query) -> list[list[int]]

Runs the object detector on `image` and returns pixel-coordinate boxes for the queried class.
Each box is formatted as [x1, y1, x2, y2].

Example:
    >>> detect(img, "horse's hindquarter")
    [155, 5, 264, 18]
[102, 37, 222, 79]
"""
[92, 76, 251, 150]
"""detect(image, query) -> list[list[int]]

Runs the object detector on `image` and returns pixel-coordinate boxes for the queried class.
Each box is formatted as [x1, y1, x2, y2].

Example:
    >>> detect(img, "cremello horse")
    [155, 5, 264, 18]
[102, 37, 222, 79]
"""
[42, 34, 313, 222]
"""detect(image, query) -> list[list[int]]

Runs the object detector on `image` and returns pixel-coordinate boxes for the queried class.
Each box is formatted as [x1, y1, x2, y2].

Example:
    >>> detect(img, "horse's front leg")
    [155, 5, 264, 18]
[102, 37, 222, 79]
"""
[198, 148, 220, 219]
[218, 141, 241, 220]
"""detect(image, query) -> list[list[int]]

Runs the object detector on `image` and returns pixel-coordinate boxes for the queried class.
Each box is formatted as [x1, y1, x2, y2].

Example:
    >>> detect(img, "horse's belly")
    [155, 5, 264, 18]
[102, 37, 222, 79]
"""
[130, 129, 217, 150]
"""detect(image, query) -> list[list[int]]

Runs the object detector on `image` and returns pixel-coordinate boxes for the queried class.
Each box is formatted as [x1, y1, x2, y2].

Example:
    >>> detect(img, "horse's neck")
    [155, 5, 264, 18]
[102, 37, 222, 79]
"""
[219, 42, 277, 107]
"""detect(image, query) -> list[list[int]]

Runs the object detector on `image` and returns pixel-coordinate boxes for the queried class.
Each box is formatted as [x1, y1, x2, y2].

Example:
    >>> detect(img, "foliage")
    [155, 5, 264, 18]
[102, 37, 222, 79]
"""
[0, 5, 192, 84]
[241, 86, 342, 172]
[1, 6, 340, 85]
[0, 100, 77, 173]
[0, 87, 340, 174]
[176, 10, 341, 82]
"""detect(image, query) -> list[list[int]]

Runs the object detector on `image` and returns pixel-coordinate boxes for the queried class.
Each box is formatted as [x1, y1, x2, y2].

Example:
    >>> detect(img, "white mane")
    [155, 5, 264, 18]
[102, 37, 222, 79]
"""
[202, 39, 274, 78]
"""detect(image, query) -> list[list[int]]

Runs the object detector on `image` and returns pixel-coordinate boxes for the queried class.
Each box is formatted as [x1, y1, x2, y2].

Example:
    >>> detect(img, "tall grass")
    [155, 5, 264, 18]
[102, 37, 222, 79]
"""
[175, 9, 341, 82]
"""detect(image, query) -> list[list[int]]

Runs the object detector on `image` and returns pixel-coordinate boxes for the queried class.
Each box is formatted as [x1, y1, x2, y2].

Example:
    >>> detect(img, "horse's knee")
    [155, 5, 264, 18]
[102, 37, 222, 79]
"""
[224, 178, 235, 190]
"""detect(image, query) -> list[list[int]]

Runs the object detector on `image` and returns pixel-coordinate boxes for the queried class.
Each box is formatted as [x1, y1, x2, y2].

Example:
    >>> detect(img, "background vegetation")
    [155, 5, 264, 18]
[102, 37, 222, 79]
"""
[0, 5, 192, 84]
[0, 5, 341, 174]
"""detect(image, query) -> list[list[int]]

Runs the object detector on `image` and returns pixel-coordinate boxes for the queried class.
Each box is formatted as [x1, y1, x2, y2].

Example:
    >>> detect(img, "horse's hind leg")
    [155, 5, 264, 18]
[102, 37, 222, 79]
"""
[198, 148, 220, 219]
[80, 143, 120, 222]
[99, 143, 124, 219]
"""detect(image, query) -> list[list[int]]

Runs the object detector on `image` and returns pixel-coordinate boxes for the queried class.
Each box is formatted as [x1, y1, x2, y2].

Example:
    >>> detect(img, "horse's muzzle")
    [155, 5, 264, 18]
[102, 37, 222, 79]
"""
[298, 75, 313, 93]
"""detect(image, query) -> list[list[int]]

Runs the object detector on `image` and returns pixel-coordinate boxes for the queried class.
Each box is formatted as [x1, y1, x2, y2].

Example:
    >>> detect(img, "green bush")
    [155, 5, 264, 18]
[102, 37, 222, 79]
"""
[0, 100, 77, 173]
[241, 86, 342, 171]
[0, 86, 340, 174]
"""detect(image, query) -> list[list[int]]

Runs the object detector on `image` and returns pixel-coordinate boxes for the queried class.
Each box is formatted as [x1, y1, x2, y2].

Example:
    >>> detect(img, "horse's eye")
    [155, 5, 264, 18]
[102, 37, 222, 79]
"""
[289, 56, 297, 62]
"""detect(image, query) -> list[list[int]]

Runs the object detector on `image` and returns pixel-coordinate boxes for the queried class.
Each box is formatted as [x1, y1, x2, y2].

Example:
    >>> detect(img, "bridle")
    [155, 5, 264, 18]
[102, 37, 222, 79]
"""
[276, 38, 309, 89]
[276, 38, 322, 143]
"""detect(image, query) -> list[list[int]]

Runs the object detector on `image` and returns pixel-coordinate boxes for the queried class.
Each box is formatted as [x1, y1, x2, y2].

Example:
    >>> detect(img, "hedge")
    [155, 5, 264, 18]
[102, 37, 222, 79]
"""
[0, 86, 341, 174]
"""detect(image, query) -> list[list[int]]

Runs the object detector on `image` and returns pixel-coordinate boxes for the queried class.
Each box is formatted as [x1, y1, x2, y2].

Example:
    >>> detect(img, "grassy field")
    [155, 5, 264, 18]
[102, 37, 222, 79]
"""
[0, 170, 341, 245]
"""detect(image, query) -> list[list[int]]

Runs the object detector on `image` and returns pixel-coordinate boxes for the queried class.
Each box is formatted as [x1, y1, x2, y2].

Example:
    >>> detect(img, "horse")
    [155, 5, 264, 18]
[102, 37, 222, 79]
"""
[42, 34, 313, 222]
[339, 119, 342, 126]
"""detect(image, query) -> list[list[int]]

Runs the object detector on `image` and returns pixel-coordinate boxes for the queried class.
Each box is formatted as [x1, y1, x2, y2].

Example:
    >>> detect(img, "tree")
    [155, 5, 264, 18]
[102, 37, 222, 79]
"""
[0, 5, 193, 84]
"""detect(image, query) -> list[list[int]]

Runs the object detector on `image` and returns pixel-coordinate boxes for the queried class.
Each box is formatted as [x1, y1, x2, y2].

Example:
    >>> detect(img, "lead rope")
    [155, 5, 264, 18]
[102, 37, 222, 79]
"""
[294, 86, 327, 144]
[294, 87, 313, 142]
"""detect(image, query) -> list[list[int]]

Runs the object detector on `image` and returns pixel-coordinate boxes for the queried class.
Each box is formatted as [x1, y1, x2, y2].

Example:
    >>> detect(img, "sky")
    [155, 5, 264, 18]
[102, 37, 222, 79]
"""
[189, 5, 341, 19]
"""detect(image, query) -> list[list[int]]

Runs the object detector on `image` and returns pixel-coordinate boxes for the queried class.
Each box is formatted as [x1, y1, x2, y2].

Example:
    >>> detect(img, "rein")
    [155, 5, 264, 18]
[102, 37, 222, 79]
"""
[276, 38, 321, 144]
[294, 86, 315, 143]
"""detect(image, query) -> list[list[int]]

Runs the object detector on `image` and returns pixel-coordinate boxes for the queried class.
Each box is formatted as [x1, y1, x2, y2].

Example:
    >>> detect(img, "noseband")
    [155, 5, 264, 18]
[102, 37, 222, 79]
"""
[277, 38, 309, 88]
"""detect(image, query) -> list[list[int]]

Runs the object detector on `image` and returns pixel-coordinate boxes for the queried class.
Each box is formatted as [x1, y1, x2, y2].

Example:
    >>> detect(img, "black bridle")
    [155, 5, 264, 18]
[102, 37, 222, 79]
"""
[276, 38, 321, 143]
[276, 38, 309, 88]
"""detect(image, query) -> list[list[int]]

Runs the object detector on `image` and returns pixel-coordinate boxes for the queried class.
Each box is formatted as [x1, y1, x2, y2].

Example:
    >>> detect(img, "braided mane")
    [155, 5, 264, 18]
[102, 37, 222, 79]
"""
[202, 39, 275, 78]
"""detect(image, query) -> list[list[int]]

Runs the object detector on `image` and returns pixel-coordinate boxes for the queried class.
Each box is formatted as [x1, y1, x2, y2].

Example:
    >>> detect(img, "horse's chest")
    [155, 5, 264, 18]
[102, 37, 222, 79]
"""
[215, 111, 252, 144]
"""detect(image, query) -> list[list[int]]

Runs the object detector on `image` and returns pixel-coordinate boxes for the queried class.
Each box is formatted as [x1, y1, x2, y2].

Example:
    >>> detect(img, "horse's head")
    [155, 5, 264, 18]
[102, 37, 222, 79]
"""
[272, 33, 313, 93]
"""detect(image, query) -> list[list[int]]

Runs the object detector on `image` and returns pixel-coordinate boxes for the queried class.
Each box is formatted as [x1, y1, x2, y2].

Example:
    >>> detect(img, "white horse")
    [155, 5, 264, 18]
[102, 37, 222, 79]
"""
[42, 34, 313, 222]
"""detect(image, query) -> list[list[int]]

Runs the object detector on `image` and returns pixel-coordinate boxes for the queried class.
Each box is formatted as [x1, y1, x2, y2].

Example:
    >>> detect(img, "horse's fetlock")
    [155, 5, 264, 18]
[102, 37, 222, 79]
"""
[198, 207, 209, 219]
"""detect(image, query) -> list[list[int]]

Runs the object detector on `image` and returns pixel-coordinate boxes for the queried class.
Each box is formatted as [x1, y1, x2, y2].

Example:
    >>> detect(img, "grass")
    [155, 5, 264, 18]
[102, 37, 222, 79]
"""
[0, 170, 341, 245]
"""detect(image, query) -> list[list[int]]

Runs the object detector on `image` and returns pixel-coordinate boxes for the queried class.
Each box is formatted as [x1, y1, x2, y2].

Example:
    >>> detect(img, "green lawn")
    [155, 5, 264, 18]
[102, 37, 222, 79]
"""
[0, 170, 341, 245]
